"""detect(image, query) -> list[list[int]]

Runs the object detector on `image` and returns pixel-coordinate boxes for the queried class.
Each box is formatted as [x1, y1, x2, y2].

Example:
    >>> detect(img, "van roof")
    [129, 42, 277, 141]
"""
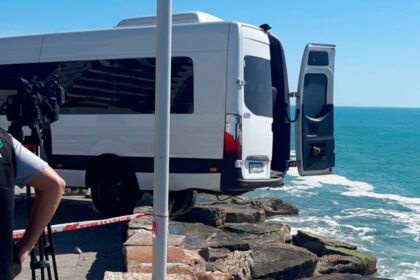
[115, 11, 223, 28]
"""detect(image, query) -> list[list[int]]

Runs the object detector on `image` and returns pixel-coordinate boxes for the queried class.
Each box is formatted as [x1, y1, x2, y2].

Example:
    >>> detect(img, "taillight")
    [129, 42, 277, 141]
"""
[224, 114, 242, 159]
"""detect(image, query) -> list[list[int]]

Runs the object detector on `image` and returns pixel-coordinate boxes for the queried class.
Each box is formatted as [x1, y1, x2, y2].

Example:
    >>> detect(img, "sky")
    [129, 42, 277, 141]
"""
[0, 0, 419, 108]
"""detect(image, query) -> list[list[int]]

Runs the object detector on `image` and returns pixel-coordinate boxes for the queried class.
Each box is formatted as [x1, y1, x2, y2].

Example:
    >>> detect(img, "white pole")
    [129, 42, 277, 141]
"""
[152, 0, 172, 279]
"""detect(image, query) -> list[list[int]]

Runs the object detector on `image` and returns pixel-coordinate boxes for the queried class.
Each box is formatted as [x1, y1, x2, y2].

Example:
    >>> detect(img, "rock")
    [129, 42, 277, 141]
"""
[198, 247, 231, 262]
[323, 246, 377, 275]
[127, 263, 194, 275]
[194, 204, 265, 224]
[251, 243, 317, 279]
[124, 246, 206, 273]
[300, 273, 391, 280]
[207, 250, 253, 280]
[169, 222, 250, 251]
[133, 206, 154, 215]
[293, 231, 357, 256]
[223, 222, 292, 245]
[249, 198, 299, 216]
[316, 254, 374, 275]
[124, 231, 185, 247]
[222, 203, 265, 223]
[195, 271, 232, 280]
[128, 209, 154, 232]
[195, 193, 231, 205]
[174, 206, 227, 228]
[104, 271, 196, 280]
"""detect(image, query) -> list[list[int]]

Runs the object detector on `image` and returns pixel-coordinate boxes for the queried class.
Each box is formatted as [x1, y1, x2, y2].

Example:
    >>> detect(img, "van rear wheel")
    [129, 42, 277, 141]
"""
[90, 165, 139, 217]
[169, 190, 197, 217]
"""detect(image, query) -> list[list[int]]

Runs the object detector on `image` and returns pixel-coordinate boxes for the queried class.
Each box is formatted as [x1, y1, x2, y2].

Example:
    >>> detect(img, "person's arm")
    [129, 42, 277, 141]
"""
[16, 166, 65, 263]
[11, 136, 66, 264]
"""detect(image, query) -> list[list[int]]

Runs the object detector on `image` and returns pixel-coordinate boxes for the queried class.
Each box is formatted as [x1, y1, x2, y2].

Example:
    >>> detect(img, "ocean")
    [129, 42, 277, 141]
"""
[247, 107, 420, 280]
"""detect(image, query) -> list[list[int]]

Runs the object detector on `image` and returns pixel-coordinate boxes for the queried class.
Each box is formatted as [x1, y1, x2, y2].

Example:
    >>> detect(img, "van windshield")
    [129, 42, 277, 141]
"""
[244, 56, 272, 117]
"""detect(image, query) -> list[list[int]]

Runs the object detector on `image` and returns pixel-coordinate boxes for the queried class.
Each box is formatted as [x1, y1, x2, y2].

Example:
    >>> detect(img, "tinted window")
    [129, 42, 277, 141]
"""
[303, 74, 327, 118]
[308, 51, 329, 66]
[59, 60, 115, 114]
[0, 57, 194, 115]
[244, 56, 272, 117]
[0, 62, 60, 114]
[110, 57, 194, 114]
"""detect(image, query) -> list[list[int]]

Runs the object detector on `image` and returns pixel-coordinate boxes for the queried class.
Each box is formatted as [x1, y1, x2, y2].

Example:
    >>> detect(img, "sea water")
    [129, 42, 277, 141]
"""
[247, 107, 420, 279]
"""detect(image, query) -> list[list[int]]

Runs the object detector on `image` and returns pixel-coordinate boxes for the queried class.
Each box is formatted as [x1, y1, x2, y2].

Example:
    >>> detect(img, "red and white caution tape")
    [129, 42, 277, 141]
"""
[12, 213, 151, 239]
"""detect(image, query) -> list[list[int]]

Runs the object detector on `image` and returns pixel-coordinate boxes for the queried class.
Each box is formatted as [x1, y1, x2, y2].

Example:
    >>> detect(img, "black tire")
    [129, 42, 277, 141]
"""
[169, 190, 197, 217]
[90, 164, 139, 217]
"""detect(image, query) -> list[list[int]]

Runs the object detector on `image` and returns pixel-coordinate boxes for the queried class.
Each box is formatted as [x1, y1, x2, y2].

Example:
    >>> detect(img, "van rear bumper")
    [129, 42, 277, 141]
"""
[220, 171, 283, 193]
[238, 175, 283, 188]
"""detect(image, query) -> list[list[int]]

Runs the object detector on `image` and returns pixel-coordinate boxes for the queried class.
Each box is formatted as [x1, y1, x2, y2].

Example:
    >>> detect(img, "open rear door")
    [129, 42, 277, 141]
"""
[295, 44, 335, 176]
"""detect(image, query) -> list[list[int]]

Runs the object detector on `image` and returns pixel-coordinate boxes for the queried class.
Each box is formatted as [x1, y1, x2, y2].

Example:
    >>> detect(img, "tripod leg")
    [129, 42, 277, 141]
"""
[26, 185, 37, 280]
[30, 250, 36, 280]
[39, 238, 45, 280]
[42, 233, 53, 280]
[47, 224, 59, 280]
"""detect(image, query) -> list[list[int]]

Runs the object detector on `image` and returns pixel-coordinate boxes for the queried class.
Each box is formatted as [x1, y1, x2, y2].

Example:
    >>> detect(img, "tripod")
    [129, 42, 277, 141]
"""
[9, 122, 59, 280]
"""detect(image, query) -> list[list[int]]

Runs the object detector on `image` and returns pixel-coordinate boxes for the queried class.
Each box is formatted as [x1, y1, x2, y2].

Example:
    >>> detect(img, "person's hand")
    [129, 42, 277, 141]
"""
[12, 243, 24, 278]
[14, 241, 32, 264]
[18, 248, 30, 264]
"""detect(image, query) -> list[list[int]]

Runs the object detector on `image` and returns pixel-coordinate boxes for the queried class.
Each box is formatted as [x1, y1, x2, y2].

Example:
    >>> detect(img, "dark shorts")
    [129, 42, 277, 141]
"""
[0, 185, 14, 280]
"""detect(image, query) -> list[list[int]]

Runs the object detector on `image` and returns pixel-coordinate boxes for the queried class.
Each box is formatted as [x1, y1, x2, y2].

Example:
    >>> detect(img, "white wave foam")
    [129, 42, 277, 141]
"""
[283, 165, 420, 240]
[379, 260, 420, 280]
[269, 215, 375, 243]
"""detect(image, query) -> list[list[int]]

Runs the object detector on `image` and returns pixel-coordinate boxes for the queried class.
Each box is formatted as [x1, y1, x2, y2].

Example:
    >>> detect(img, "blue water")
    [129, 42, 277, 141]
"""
[247, 107, 420, 279]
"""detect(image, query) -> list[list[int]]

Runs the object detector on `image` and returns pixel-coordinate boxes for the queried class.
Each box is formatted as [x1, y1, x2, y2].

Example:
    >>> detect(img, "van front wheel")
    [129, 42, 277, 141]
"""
[90, 166, 139, 217]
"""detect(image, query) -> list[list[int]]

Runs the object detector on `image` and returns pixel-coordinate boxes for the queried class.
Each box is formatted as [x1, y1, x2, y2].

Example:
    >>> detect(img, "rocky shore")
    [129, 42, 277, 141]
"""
[104, 194, 390, 280]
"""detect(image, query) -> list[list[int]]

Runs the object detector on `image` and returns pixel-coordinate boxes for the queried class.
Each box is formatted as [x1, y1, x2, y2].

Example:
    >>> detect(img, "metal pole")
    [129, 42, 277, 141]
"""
[152, 0, 172, 279]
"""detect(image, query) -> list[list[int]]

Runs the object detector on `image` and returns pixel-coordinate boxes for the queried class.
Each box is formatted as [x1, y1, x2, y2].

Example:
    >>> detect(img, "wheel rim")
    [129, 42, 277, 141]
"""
[96, 174, 124, 208]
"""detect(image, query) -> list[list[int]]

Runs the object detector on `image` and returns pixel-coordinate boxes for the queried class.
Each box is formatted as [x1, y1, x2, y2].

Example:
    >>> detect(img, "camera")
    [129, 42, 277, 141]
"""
[2, 77, 65, 126]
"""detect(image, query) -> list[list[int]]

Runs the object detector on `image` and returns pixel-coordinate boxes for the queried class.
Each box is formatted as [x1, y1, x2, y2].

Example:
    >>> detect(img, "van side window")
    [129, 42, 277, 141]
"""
[0, 62, 60, 114]
[59, 60, 115, 114]
[110, 57, 194, 114]
[244, 56, 273, 117]
[0, 57, 194, 115]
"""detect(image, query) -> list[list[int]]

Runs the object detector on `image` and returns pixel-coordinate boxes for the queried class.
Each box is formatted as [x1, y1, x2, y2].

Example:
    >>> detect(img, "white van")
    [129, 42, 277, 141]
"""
[0, 12, 335, 216]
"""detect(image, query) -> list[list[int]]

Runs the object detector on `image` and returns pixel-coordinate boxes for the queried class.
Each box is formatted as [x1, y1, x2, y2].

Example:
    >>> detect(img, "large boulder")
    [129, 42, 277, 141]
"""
[169, 222, 250, 251]
[293, 231, 357, 256]
[248, 198, 299, 216]
[174, 205, 227, 228]
[124, 231, 185, 247]
[124, 245, 205, 273]
[206, 250, 254, 280]
[195, 272, 232, 280]
[300, 273, 391, 280]
[223, 222, 292, 245]
[251, 243, 317, 279]
[323, 247, 377, 275]
[104, 271, 197, 280]
[292, 231, 377, 276]
[222, 203, 265, 223]
[316, 254, 375, 275]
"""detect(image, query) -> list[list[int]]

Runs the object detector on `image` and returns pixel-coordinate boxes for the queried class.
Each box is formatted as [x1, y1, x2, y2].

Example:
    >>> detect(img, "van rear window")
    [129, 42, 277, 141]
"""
[244, 56, 272, 117]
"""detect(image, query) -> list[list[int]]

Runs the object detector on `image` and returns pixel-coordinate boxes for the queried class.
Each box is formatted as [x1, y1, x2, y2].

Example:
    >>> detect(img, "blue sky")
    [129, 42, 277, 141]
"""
[0, 0, 419, 107]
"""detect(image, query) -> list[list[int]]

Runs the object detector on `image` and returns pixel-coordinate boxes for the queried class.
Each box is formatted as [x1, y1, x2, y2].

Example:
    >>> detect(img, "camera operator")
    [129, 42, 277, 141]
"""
[0, 128, 65, 279]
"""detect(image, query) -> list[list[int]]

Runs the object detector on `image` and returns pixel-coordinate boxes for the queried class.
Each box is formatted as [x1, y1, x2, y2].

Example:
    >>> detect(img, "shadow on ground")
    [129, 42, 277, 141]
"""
[14, 195, 125, 280]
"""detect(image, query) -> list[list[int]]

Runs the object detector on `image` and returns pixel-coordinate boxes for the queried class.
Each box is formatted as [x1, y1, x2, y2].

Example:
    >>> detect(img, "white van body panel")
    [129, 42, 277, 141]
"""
[0, 22, 231, 191]
[239, 25, 272, 180]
